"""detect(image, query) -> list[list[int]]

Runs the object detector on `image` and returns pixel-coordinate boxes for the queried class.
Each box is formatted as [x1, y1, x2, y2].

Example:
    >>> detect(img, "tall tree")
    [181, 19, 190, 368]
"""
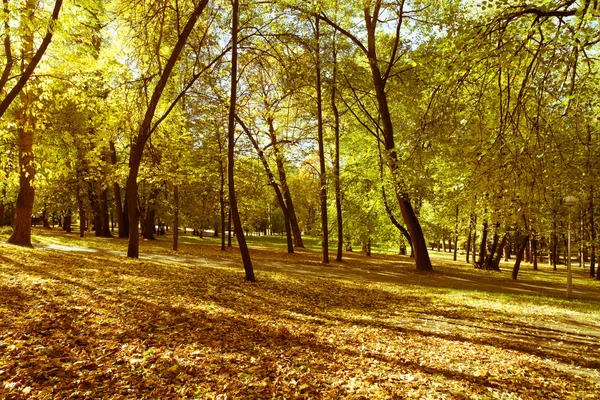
[126, 0, 209, 257]
[317, 0, 432, 270]
[228, 0, 255, 281]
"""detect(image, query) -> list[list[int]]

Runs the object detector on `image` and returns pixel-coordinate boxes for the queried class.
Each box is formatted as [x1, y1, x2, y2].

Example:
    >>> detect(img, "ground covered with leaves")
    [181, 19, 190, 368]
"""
[1, 230, 600, 399]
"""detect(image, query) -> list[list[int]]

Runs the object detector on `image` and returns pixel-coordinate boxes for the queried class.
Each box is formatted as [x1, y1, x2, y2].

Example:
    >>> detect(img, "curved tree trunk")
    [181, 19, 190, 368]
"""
[491, 234, 507, 270]
[228, 0, 254, 281]
[126, 0, 209, 258]
[512, 235, 529, 280]
[271, 128, 304, 249]
[237, 116, 293, 253]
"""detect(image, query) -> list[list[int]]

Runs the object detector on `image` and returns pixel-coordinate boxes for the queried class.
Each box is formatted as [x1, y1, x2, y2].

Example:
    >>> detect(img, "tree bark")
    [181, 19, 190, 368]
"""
[512, 235, 529, 280]
[173, 185, 179, 251]
[532, 237, 538, 270]
[453, 204, 459, 261]
[110, 141, 126, 238]
[476, 219, 488, 267]
[483, 228, 499, 269]
[332, 34, 342, 262]
[220, 157, 226, 251]
[270, 124, 304, 248]
[472, 214, 478, 262]
[7, 2, 36, 247]
[590, 185, 595, 277]
[0, 186, 5, 227]
[315, 16, 328, 264]
[229, 0, 254, 281]
[377, 138, 413, 257]
[552, 217, 558, 270]
[100, 189, 112, 237]
[491, 234, 507, 270]
[466, 213, 473, 263]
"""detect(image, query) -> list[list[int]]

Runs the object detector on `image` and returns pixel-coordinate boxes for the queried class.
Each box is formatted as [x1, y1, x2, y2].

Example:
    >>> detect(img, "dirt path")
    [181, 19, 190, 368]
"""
[37, 243, 600, 302]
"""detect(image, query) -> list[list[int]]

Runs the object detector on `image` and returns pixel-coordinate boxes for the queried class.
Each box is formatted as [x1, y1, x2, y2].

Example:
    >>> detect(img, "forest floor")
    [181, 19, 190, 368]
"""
[1, 228, 600, 399]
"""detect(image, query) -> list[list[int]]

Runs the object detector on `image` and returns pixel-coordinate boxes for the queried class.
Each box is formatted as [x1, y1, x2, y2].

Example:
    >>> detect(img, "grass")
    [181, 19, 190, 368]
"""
[1, 228, 600, 399]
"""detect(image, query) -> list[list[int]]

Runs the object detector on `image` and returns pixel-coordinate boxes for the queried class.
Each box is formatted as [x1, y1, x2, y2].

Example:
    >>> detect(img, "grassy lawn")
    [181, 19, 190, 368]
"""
[1, 228, 599, 399]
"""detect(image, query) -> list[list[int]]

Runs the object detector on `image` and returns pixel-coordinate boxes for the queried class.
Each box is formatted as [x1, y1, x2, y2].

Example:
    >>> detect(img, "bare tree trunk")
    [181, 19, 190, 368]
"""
[100, 189, 113, 237]
[466, 213, 473, 263]
[270, 127, 304, 248]
[453, 204, 459, 261]
[491, 234, 507, 270]
[173, 185, 179, 251]
[315, 16, 328, 264]
[532, 237, 538, 270]
[229, 0, 254, 281]
[476, 219, 488, 267]
[590, 185, 595, 277]
[0, 186, 6, 227]
[110, 141, 126, 238]
[237, 116, 293, 253]
[472, 215, 478, 263]
[512, 235, 529, 280]
[332, 34, 342, 262]
[220, 158, 226, 251]
[553, 217, 558, 270]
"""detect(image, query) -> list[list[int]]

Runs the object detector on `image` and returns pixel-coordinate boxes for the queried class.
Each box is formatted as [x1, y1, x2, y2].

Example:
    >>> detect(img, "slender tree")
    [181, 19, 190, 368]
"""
[228, 0, 255, 281]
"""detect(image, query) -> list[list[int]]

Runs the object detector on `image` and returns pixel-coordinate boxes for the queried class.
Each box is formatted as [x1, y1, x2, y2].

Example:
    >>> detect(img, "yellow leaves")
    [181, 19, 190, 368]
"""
[1, 234, 600, 399]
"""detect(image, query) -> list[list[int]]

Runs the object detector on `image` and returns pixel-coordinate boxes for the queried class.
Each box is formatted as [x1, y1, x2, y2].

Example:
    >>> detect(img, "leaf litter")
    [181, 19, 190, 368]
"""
[1, 236, 600, 399]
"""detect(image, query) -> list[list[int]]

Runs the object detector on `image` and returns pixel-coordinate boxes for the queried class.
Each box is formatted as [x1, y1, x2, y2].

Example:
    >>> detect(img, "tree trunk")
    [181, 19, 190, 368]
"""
[7, 5, 35, 247]
[229, 0, 254, 281]
[491, 234, 507, 270]
[228, 208, 232, 247]
[590, 185, 595, 277]
[472, 214, 478, 263]
[142, 188, 159, 240]
[532, 237, 538, 270]
[483, 228, 499, 269]
[270, 125, 304, 249]
[453, 204, 459, 261]
[63, 209, 72, 233]
[552, 217, 557, 270]
[476, 219, 488, 267]
[466, 213, 473, 263]
[332, 36, 342, 262]
[126, 0, 209, 258]
[237, 117, 293, 253]
[100, 189, 112, 237]
[0, 186, 5, 227]
[220, 158, 226, 251]
[315, 16, 329, 264]
[377, 139, 413, 257]
[512, 235, 529, 280]
[110, 141, 127, 238]
[0, 0, 63, 119]
[173, 185, 179, 251]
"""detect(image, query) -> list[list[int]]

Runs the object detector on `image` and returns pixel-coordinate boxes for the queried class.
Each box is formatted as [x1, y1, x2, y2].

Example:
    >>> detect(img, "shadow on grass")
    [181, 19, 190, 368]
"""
[1, 247, 599, 399]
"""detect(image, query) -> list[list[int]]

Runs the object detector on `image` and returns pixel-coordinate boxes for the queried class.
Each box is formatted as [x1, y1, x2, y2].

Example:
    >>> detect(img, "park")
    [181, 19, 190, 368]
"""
[2, 0, 600, 398]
